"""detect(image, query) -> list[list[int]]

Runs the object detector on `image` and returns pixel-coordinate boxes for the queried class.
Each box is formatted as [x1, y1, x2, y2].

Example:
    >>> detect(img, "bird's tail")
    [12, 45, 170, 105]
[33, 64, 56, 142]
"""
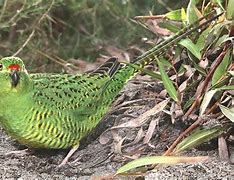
[92, 11, 223, 79]
[133, 11, 223, 67]
[91, 11, 223, 104]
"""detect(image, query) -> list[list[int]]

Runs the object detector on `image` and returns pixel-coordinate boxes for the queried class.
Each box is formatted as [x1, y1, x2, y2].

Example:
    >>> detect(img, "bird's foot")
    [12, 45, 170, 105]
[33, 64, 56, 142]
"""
[6, 148, 34, 156]
[58, 145, 79, 167]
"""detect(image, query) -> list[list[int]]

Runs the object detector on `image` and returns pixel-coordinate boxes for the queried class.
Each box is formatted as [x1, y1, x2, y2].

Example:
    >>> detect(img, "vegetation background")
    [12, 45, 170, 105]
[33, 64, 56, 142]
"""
[0, 0, 187, 72]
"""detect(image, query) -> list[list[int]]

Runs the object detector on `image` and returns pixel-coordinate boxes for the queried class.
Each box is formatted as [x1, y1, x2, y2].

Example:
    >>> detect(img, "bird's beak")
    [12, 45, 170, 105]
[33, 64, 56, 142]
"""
[10, 70, 20, 87]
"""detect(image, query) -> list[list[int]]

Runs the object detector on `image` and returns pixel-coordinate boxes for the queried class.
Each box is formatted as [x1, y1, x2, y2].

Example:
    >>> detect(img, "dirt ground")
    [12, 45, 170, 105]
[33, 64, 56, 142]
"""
[0, 76, 234, 180]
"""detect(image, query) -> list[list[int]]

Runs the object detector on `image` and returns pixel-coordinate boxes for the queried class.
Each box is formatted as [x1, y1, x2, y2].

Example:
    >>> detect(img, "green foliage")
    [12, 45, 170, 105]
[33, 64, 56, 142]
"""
[116, 0, 234, 175]
[174, 126, 227, 153]
[212, 48, 231, 85]
[157, 58, 179, 102]
[179, 38, 201, 59]
[116, 156, 208, 174]
[220, 105, 234, 122]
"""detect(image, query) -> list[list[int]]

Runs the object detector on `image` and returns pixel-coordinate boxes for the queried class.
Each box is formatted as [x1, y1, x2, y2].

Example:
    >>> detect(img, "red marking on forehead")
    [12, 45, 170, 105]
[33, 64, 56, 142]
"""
[8, 64, 21, 71]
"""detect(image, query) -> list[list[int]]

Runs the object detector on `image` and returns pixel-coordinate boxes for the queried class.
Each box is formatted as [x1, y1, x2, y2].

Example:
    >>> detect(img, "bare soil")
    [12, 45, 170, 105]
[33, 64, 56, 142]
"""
[0, 75, 233, 180]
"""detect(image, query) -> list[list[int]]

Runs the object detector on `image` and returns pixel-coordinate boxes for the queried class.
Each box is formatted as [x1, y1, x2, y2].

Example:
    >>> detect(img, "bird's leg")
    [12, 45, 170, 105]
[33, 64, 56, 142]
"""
[58, 144, 79, 167]
[6, 148, 34, 156]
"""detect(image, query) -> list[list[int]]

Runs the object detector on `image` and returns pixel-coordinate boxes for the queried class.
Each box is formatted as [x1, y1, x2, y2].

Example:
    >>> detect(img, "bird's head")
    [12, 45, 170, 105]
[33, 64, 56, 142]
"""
[0, 57, 29, 93]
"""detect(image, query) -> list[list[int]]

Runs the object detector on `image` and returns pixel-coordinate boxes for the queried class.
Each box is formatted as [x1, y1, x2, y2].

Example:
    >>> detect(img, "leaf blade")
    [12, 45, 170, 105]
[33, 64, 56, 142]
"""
[116, 156, 208, 174]
[200, 89, 218, 116]
[179, 38, 201, 59]
[219, 105, 234, 122]
[157, 58, 179, 102]
[212, 48, 231, 85]
[175, 126, 226, 153]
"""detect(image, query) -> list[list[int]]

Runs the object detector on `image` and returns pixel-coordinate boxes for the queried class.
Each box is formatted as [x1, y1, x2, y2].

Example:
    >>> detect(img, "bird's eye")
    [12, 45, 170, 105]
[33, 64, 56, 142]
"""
[0, 64, 2, 71]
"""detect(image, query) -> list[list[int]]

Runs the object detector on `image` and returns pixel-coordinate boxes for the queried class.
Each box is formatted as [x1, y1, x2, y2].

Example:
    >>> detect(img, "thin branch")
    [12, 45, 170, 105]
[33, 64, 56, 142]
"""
[13, 30, 35, 56]
[13, 0, 54, 56]
[184, 43, 231, 118]
[8, 0, 26, 25]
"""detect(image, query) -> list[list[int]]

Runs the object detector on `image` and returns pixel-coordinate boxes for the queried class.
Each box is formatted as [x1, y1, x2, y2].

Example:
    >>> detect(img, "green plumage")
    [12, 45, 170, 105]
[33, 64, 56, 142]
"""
[0, 57, 134, 149]
[0, 12, 221, 164]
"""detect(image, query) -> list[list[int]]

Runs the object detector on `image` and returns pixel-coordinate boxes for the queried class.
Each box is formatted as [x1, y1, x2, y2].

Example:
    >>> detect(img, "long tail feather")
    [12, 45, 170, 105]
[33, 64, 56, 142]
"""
[133, 11, 223, 65]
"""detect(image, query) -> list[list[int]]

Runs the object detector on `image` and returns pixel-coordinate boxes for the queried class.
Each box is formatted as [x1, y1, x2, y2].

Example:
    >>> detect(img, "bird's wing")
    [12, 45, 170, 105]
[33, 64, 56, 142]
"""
[30, 57, 121, 115]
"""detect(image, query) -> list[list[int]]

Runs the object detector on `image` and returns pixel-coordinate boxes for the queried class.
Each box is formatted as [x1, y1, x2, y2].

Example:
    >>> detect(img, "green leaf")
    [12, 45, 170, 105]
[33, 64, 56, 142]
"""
[211, 21, 231, 47]
[181, 8, 187, 22]
[227, 0, 234, 20]
[219, 105, 234, 122]
[215, 35, 229, 47]
[200, 85, 234, 116]
[157, 58, 179, 102]
[116, 156, 208, 174]
[216, 85, 234, 91]
[200, 89, 218, 116]
[165, 9, 182, 21]
[179, 38, 201, 59]
[158, 22, 180, 33]
[159, 58, 173, 68]
[175, 126, 226, 153]
[211, 76, 232, 90]
[213, 0, 224, 10]
[186, 0, 199, 24]
[212, 48, 231, 85]
[196, 27, 210, 50]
